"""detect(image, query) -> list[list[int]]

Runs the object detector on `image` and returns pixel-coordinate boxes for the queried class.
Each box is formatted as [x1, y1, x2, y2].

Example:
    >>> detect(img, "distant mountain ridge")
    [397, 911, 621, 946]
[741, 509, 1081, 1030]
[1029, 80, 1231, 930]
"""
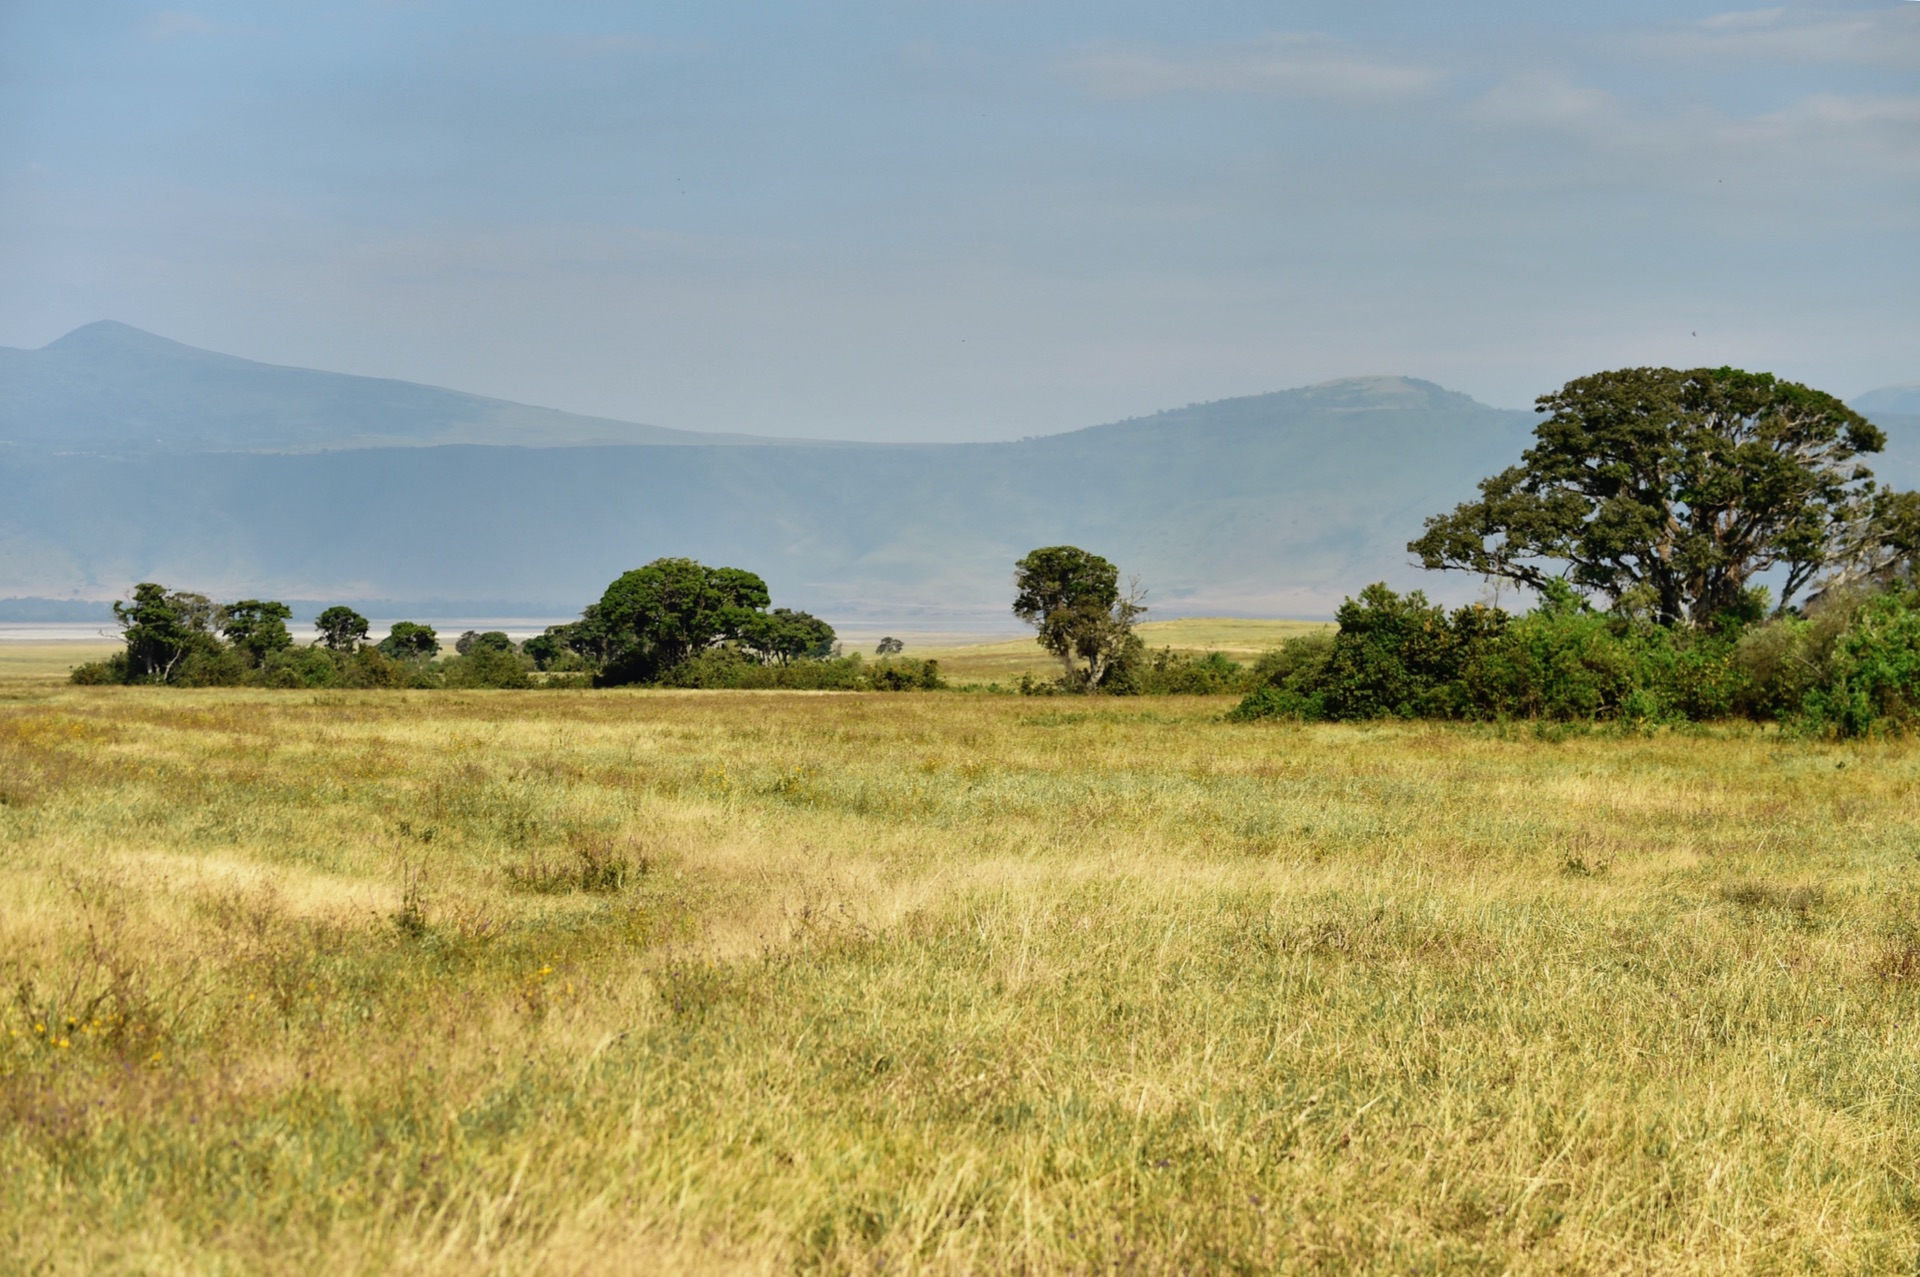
[0, 321, 787, 453]
[0, 330, 1537, 620]
[9, 323, 1920, 623]
[1856, 385, 1920, 418]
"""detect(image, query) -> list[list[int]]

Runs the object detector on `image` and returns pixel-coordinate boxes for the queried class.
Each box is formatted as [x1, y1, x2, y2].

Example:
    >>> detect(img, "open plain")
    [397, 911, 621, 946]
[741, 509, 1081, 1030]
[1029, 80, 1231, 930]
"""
[4, 681, 1920, 1273]
[895, 619, 1332, 687]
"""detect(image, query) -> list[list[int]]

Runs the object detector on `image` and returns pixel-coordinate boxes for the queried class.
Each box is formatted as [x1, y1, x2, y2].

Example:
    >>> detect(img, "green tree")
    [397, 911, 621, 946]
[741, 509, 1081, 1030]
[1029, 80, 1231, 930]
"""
[217, 599, 293, 666]
[593, 558, 772, 682]
[444, 642, 532, 689]
[1410, 367, 1888, 627]
[1012, 546, 1146, 690]
[314, 605, 370, 652]
[456, 630, 515, 656]
[875, 636, 904, 657]
[1821, 489, 1920, 598]
[112, 583, 221, 681]
[556, 607, 619, 672]
[1800, 585, 1920, 736]
[521, 628, 564, 671]
[740, 608, 836, 665]
[377, 621, 440, 662]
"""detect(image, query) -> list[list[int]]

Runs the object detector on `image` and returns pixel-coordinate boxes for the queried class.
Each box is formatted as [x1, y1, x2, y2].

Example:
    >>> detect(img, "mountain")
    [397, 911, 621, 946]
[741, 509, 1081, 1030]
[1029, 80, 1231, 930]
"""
[1856, 385, 1920, 418]
[22, 324, 1920, 626]
[0, 321, 783, 453]
[1849, 387, 1920, 493]
[0, 331, 1537, 621]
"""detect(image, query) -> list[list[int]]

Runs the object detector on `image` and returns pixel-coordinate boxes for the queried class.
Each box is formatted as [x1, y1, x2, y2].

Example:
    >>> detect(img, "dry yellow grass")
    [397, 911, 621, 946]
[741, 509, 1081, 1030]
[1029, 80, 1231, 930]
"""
[0, 641, 119, 683]
[3, 683, 1919, 1273]
[909, 617, 1328, 684]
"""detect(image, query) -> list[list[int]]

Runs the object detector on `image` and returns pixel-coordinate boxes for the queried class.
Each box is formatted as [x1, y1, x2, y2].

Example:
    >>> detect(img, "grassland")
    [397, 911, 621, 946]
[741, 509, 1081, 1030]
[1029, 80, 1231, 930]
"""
[4, 680, 1920, 1273]
[905, 618, 1329, 685]
[0, 642, 118, 683]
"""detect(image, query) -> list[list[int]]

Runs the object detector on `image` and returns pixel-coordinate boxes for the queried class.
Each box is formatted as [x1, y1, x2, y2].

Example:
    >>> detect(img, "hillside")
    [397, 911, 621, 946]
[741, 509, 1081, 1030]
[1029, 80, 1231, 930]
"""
[1856, 385, 1920, 418]
[12, 326, 1920, 625]
[0, 322, 784, 453]
[0, 341, 1535, 620]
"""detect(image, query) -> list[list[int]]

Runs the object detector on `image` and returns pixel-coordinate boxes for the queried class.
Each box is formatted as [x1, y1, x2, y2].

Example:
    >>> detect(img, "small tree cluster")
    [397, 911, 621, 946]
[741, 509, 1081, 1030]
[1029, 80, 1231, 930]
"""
[75, 590, 532, 689]
[539, 557, 842, 687]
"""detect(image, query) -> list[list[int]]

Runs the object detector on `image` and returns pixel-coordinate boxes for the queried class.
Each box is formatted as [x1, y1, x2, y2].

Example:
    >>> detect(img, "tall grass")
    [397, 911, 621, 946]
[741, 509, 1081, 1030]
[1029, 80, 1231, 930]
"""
[4, 685, 1920, 1272]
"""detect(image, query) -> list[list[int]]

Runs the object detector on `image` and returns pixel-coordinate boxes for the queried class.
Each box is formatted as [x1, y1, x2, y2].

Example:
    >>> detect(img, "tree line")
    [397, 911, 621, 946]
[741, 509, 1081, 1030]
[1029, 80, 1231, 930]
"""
[75, 557, 942, 691]
[71, 363, 1920, 730]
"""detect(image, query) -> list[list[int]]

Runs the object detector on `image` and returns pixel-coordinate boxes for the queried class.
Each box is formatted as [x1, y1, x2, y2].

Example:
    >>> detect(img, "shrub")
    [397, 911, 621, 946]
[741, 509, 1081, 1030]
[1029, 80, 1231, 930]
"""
[1135, 649, 1253, 696]
[259, 645, 346, 689]
[1232, 581, 1770, 725]
[660, 650, 943, 691]
[1309, 584, 1504, 720]
[341, 647, 418, 689]
[171, 647, 253, 688]
[1800, 586, 1920, 736]
[662, 649, 863, 690]
[1459, 589, 1648, 721]
[69, 653, 130, 685]
[1226, 634, 1333, 721]
[866, 658, 945, 691]
[442, 644, 533, 689]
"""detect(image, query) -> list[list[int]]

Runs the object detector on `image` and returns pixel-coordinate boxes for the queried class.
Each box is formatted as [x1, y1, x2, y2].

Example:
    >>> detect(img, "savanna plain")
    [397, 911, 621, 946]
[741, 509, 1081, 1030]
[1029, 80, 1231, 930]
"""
[5, 654, 1920, 1273]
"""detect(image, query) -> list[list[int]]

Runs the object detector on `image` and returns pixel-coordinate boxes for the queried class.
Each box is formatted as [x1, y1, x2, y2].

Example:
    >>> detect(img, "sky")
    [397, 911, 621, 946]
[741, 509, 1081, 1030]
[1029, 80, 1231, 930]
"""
[1, 0, 1916, 442]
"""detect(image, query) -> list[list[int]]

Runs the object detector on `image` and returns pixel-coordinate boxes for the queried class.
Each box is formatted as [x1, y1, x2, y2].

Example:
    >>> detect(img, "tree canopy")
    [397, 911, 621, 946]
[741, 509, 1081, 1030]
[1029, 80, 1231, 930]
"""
[377, 621, 440, 662]
[314, 605, 371, 652]
[1012, 545, 1146, 690]
[218, 599, 293, 666]
[113, 583, 219, 681]
[591, 557, 774, 682]
[739, 608, 836, 666]
[456, 629, 515, 656]
[1409, 367, 1891, 627]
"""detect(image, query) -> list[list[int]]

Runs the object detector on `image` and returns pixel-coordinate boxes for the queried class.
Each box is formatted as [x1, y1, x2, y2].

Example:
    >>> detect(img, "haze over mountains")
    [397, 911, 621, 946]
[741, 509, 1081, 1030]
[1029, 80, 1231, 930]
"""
[4, 323, 1916, 626]
[1856, 386, 1920, 419]
[0, 322, 785, 453]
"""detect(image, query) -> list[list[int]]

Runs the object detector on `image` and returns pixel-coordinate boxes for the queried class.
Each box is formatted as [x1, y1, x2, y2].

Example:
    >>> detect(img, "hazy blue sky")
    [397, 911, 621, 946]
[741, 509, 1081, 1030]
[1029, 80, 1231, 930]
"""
[2, 1, 1915, 440]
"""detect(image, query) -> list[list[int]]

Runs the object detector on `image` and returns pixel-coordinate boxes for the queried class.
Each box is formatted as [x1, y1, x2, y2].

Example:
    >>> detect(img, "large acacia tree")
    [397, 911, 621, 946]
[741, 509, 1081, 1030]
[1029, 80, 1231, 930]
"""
[1409, 367, 1890, 627]
[1012, 545, 1145, 690]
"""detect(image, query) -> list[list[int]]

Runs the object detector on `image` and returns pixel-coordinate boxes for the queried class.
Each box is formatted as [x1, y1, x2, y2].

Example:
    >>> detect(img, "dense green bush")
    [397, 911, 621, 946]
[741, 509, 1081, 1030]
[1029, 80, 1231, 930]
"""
[1225, 635, 1333, 720]
[1131, 649, 1257, 695]
[659, 649, 943, 691]
[1799, 586, 1920, 737]
[68, 652, 131, 685]
[442, 644, 534, 689]
[659, 649, 863, 690]
[864, 658, 946, 691]
[1230, 580, 1920, 731]
[1726, 606, 1849, 722]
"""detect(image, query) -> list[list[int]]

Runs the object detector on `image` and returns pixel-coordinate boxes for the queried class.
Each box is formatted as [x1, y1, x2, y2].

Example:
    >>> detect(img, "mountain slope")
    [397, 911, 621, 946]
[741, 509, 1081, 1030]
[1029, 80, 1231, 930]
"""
[0, 372, 1536, 621]
[17, 325, 1920, 624]
[0, 322, 784, 452]
[1856, 385, 1920, 418]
